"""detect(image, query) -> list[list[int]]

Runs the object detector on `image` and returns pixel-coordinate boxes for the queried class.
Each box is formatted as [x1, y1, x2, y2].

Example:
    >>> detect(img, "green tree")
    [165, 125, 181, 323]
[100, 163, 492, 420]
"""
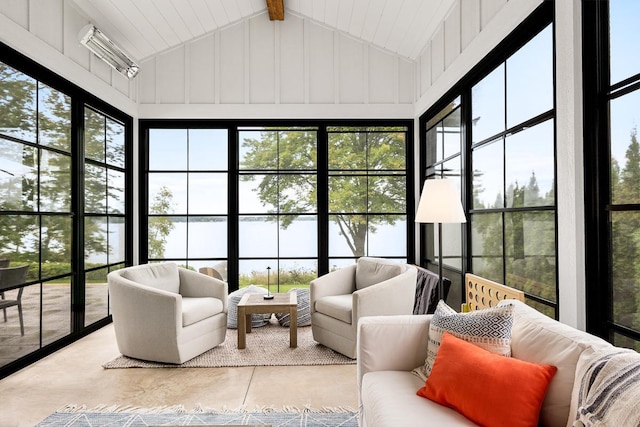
[148, 186, 175, 258]
[611, 128, 640, 332]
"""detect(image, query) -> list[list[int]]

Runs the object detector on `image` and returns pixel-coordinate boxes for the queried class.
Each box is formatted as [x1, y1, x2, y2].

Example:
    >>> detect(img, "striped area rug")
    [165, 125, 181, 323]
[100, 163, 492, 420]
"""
[36, 405, 359, 427]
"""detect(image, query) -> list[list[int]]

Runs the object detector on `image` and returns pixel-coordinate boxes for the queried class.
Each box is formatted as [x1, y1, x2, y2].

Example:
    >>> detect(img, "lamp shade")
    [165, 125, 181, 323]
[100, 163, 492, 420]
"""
[415, 179, 467, 224]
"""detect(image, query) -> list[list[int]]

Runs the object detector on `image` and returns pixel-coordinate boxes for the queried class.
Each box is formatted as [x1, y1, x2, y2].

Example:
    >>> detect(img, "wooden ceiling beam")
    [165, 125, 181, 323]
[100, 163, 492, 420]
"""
[266, 0, 284, 20]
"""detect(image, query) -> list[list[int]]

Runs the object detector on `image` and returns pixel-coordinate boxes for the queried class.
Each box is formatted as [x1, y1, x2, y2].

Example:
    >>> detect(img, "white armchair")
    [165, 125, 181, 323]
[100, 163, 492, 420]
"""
[310, 257, 417, 358]
[107, 262, 228, 364]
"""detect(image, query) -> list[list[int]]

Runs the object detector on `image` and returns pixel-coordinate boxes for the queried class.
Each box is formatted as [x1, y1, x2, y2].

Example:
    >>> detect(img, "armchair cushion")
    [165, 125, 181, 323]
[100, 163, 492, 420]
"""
[121, 262, 180, 294]
[182, 297, 224, 327]
[315, 294, 353, 323]
[355, 257, 403, 290]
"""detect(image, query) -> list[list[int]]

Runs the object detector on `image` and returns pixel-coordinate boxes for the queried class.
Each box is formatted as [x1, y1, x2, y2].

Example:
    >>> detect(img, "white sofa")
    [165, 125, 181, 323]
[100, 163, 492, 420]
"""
[357, 299, 637, 427]
[108, 262, 228, 364]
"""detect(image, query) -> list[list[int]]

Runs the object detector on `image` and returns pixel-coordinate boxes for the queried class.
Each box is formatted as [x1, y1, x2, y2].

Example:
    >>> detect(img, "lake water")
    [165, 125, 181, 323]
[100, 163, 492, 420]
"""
[160, 217, 407, 275]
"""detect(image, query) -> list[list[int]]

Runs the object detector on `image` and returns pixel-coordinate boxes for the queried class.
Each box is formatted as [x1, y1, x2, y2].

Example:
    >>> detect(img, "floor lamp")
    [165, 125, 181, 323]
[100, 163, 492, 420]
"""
[415, 178, 467, 302]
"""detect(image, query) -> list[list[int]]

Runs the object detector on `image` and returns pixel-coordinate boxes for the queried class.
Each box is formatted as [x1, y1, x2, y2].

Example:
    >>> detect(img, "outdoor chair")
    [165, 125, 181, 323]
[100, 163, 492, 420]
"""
[108, 262, 228, 364]
[310, 257, 417, 358]
[0, 265, 29, 336]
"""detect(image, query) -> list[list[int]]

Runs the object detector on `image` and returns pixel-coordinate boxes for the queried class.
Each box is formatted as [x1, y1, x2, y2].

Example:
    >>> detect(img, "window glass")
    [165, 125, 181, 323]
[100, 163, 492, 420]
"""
[107, 169, 125, 214]
[42, 279, 70, 346]
[189, 129, 227, 170]
[85, 267, 109, 326]
[0, 63, 36, 142]
[279, 174, 316, 213]
[238, 216, 278, 257]
[610, 0, 640, 85]
[188, 217, 227, 258]
[85, 216, 108, 265]
[108, 217, 125, 263]
[0, 139, 37, 211]
[149, 129, 187, 170]
[239, 130, 278, 170]
[472, 64, 505, 144]
[505, 120, 555, 208]
[472, 139, 504, 209]
[506, 27, 553, 128]
[443, 108, 462, 159]
[148, 173, 187, 214]
[188, 173, 227, 214]
[40, 150, 71, 212]
[610, 91, 640, 205]
[470, 212, 503, 282]
[38, 83, 71, 152]
[85, 164, 106, 214]
[106, 118, 125, 168]
[239, 174, 276, 214]
[279, 217, 317, 257]
[611, 211, 640, 330]
[505, 211, 556, 303]
[85, 109, 105, 163]
[328, 131, 367, 170]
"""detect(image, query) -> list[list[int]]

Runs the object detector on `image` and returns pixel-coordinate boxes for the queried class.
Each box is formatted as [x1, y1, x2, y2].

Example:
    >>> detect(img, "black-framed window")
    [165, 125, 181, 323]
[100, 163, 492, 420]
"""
[141, 121, 413, 292]
[238, 127, 317, 291]
[584, 0, 640, 349]
[0, 43, 132, 378]
[146, 127, 229, 274]
[83, 107, 128, 326]
[420, 3, 556, 316]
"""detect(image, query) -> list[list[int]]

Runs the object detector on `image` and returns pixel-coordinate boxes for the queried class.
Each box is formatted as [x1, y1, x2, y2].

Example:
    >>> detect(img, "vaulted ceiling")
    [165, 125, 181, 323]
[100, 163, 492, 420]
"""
[69, 0, 454, 62]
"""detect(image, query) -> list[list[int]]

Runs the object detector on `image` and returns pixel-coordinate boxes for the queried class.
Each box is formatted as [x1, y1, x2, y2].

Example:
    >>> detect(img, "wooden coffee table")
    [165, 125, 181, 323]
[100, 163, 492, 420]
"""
[237, 292, 297, 349]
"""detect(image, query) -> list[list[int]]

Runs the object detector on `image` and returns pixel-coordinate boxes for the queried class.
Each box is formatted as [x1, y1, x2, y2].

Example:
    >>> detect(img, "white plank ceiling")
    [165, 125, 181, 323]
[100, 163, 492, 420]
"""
[69, 0, 454, 62]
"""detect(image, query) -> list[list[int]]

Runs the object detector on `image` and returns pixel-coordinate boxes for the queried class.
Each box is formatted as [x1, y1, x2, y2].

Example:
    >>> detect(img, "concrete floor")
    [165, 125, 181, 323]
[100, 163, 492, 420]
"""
[0, 323, 358, 427]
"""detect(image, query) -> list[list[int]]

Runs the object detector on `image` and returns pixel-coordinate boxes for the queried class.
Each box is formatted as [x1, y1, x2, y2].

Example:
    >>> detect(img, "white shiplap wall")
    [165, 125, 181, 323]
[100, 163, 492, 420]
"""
[137, 12, 414, 119]
[415, 0, 544, 116]
[0, 0, 137, 116]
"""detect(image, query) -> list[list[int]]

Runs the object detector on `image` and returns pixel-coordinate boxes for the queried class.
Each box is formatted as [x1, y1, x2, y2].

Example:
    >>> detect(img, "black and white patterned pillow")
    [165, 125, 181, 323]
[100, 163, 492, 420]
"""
[275, 288, 311, 327]
[415, 300, 515, 381]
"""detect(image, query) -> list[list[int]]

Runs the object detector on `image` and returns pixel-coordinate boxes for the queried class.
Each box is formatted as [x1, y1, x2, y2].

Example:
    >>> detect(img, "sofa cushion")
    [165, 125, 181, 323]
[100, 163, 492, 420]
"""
[121, 262, 180, 294]
[315, 294, 353, 324]
[362, 370, 476, 427]
[415, 300, 514, 380]
[182, 297, 224, 327]
[355, 257, 403, 290]
[499, 299, 612, 427]
[227, 285, 271, 329]
[275, 288, 311, 327]
[418, 332, 557, 427]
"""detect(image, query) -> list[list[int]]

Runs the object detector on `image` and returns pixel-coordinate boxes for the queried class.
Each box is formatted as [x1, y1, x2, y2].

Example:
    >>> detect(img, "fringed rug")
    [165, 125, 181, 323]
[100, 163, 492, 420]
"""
[36, 404, 359, 427]
[103, 323, 355, 368]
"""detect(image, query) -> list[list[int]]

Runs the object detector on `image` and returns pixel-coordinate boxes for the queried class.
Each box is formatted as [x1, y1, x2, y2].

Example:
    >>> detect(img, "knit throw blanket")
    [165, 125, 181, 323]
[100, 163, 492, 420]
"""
[571, 348, 640, 427]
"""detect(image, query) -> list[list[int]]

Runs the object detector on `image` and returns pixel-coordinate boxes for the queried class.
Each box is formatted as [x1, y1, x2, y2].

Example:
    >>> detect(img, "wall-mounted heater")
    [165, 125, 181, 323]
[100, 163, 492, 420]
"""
[79, 24, 139, 79]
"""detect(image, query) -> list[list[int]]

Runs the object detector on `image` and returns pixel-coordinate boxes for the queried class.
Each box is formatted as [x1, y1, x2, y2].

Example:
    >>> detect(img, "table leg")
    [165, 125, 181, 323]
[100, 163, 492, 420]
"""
[238, 306, 246, 349]
[290, 307, 297, 348]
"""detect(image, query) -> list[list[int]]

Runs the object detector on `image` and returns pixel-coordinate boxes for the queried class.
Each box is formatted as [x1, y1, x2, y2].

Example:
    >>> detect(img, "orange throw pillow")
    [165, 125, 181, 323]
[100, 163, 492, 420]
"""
[417, 332, 557, 427]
